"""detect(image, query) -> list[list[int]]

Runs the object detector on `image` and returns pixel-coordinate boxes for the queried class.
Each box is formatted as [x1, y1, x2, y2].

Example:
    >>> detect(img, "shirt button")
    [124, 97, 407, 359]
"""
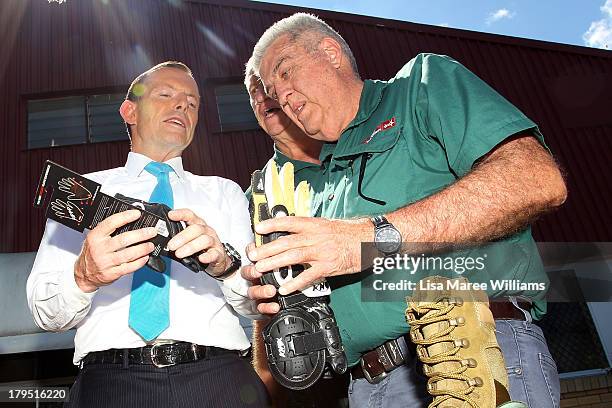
[514, 367, 523, 375]
[328, 194, 335, 201]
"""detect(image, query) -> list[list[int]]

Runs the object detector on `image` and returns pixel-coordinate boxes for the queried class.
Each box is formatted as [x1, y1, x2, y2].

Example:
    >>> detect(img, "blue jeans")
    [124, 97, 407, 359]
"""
[496, 319, 560, 408]
[348, 356, 431, 408]
[348, 317, 560, 407]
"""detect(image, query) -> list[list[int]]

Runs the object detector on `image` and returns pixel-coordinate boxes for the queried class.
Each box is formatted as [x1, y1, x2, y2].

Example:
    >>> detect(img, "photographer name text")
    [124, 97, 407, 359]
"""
[372, 279, 546, 291]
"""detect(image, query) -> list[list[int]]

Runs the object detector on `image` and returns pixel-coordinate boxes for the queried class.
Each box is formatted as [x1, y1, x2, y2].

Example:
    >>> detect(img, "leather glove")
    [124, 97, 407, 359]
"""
[115, 193, 209, 274]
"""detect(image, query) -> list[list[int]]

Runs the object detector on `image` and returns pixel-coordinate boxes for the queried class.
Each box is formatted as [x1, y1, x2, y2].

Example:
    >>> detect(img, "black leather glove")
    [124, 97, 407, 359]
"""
[115, 193, 209, 274]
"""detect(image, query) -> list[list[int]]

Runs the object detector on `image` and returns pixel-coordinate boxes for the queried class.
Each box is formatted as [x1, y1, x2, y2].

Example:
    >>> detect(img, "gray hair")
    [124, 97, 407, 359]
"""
[244, 61, 256, 92]
[246, 13, 359, 80]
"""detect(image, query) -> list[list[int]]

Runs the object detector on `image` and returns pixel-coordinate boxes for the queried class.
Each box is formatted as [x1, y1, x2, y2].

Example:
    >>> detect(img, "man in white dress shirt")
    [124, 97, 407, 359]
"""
[27, 61, 269, 407]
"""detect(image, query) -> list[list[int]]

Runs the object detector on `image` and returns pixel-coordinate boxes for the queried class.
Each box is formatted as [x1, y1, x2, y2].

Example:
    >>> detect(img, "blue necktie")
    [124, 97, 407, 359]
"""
[128, 162, 174, 341]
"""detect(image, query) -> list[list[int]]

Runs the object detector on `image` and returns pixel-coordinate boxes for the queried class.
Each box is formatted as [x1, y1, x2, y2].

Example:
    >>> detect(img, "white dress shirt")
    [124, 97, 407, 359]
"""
[27, 152, 260, 364]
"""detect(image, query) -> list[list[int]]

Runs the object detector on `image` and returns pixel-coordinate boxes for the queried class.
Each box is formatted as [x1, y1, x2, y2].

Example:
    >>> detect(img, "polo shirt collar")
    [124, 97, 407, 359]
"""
[125, 152, 186, 179]
[346, 79, 387, 130]
[319, 79, 387, 161]
[272, 144, 320, 172]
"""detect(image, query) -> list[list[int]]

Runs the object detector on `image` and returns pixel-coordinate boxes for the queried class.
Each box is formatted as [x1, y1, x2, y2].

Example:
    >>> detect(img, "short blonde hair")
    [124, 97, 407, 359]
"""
[126, 61, 193, 102]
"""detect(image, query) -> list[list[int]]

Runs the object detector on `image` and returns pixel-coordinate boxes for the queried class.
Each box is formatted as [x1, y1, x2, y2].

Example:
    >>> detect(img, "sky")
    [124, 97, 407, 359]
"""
[251, 0, 612, 50]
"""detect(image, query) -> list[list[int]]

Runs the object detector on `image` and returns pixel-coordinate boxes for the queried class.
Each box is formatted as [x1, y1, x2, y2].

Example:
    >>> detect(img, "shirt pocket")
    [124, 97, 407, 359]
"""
[334, 127, 415, 216]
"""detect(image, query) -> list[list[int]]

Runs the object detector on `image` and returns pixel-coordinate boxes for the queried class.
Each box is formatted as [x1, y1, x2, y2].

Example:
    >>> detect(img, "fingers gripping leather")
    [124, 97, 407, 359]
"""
[248, 161, 347, 390]
[114, 194, 209, 274]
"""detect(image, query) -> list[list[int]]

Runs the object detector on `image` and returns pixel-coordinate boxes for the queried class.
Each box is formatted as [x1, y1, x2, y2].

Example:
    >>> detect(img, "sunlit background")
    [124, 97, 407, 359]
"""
[252, 0, 612, 49]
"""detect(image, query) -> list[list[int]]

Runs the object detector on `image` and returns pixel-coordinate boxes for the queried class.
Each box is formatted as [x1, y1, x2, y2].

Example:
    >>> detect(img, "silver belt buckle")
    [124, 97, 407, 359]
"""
[149, 339, 176, 368]
[385, 338, 406, 366]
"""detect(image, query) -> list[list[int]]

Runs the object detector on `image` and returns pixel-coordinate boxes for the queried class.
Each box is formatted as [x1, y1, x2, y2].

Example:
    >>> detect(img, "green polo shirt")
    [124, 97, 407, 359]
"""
[245, 145, 324, 214]
[317, 53, 549, 366]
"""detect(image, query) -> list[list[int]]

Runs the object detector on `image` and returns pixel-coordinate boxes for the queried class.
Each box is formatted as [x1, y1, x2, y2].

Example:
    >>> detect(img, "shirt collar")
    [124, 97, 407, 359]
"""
[346, 80, 387, 130]
[319, 80, 387, 162]
[125, 152, 186, 179]
[272, 144, 320, 172]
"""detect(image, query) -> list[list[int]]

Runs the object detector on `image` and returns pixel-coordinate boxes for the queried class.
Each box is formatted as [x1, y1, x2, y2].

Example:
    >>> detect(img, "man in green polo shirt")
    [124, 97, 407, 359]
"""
[243, 13, 567, 408]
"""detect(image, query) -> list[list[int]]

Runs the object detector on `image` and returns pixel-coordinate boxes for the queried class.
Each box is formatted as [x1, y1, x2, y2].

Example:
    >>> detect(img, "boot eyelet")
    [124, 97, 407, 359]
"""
[454, 338, 470, 348]
[469, 377, 484, 387]
[449, 296, 464, 306]
[462, 358, 477, 368]
[410, 330, 424, 342]
[449, 316, 465, 326]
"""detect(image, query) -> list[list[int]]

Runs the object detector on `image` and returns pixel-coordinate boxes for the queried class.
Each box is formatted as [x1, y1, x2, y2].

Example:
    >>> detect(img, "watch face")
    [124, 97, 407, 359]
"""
[375, 226, 402, 254]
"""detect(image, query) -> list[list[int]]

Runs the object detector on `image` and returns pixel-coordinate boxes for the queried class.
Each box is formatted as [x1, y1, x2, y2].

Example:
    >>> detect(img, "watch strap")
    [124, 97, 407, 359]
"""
[371, 215, 390, 229]
[213, 242, 242, 280]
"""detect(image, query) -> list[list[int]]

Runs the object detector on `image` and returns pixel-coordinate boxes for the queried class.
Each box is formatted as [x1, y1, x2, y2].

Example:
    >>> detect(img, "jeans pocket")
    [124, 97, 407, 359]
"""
[538, 353, 560, 408]
[518, 323, 547, 346]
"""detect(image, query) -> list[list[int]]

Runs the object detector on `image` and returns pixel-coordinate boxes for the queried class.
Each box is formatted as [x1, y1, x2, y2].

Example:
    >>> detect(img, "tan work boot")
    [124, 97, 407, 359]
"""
[406, 276, 512, 408]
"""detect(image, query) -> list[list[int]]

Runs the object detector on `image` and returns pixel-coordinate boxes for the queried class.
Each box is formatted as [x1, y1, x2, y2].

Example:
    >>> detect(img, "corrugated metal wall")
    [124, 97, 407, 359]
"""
[1, 0, 610, 252]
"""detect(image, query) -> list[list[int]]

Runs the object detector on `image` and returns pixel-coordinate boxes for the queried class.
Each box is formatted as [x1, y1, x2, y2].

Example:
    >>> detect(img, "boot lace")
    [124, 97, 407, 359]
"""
[407, 300, 480, 408]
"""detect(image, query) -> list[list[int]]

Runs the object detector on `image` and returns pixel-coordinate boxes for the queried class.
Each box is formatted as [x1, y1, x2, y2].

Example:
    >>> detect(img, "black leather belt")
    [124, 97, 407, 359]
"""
[81, 341, 242, 368]
[489, 298, 531, 321]
[351, 335, 414, 384]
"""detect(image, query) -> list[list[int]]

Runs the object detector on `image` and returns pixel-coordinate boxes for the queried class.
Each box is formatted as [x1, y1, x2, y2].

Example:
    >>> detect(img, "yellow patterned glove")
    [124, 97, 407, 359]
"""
[249, 160, 330, 295]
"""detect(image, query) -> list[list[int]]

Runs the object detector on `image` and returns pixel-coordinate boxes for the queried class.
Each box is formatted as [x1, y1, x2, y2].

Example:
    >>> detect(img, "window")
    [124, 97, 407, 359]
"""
[214, 83, 258, 132]
[539, 301, 609, 373]
[27, 93, 128, 149]
[87, 94, 128, 143]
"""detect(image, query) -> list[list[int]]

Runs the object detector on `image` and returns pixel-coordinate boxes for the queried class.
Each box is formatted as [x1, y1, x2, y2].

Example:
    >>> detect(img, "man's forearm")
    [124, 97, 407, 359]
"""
[27, 221, 95, 331]
[387, 136, 567, 244]
[252, 320, 283, 402]
[27, 264, 94, 332]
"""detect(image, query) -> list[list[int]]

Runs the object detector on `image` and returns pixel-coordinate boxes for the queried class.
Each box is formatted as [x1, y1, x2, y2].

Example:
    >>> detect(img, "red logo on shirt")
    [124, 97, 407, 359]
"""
[362, 117, 396, 144]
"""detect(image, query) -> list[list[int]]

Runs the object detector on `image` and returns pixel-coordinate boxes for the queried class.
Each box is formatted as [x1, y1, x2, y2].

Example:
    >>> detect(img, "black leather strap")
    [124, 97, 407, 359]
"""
[213, 242, 242, 280]
[82, 341, 242, 368]
[489, 299, 531, 320]
[351, 335, 414, 383]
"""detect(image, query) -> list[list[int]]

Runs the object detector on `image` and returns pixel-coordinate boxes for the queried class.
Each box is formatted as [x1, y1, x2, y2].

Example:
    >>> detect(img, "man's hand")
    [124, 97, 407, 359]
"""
[245, 217, 371, 297]
[166, 209, 230, 277]
[241, 256, 280, 315]
[74, 209, 157, 293]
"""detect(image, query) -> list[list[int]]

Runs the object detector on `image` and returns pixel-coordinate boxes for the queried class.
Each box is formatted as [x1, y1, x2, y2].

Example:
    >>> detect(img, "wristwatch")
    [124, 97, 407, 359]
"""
[371, 215, 402, 255]
[212, 242, 242, 280]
